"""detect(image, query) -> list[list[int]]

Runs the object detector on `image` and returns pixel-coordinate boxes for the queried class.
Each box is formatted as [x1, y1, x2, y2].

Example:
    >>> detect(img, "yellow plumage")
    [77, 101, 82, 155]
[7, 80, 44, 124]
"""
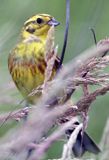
[8, 14, 60, 104]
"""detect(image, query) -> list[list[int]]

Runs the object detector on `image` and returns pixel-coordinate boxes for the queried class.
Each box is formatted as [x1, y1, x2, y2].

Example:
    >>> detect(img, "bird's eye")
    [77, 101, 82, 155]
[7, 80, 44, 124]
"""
[36, 18, 43, 24]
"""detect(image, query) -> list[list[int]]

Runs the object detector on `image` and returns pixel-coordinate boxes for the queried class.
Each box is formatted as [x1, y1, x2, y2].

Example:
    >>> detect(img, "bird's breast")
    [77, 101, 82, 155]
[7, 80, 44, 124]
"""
[8, 41, 47, 99]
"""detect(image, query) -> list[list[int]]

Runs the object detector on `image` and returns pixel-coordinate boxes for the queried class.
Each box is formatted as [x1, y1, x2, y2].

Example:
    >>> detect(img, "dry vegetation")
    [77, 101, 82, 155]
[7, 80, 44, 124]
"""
[0, 27, 109, 160]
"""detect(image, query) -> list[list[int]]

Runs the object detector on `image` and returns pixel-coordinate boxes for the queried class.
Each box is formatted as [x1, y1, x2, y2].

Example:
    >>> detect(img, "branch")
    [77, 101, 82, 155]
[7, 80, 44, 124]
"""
[0, 37, 109, 160]
[27, 117, 78, 160]
[58, 0, 70, 70]
[0, 107, 29, 123]
[60, 85, 109, 121]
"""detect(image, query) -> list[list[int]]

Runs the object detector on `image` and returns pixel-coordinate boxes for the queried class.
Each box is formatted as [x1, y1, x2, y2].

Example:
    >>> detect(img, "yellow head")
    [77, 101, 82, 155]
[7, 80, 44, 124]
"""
[21, 13, 60, 40]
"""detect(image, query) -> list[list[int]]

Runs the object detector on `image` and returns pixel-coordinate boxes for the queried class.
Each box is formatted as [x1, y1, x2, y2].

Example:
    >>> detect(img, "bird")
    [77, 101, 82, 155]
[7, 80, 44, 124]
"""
[8, 13, 60, 104]
[8, 13, 100, 157]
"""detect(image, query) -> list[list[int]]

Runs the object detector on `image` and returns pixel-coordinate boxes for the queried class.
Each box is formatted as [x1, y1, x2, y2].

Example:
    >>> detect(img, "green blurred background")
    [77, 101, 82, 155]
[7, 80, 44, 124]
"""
[0, 0, 109, 159]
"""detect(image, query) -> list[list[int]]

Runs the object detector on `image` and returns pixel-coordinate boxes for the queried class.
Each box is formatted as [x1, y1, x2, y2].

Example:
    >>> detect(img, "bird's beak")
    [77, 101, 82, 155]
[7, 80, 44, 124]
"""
[47, 18, 60, 26]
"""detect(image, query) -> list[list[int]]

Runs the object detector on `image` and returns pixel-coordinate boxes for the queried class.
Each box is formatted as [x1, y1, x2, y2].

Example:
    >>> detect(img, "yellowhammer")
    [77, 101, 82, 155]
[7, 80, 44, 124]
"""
[8, 14, 60, 104]
[8, 13, 100, 157]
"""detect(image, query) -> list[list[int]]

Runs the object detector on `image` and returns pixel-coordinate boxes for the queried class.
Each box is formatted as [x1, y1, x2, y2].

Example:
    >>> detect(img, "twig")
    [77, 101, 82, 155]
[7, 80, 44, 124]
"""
[57, 0, 70, 71]
[0, 107, 29, 123]
[0, 41, 109, 160]
[27, 117, 78, 160]
[90, 28, 97, 45]
[62, 84, 109, 120]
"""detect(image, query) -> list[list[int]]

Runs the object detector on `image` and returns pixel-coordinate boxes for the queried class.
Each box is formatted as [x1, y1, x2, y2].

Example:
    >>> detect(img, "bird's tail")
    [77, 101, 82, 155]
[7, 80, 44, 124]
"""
[65, 124, 100, 157]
